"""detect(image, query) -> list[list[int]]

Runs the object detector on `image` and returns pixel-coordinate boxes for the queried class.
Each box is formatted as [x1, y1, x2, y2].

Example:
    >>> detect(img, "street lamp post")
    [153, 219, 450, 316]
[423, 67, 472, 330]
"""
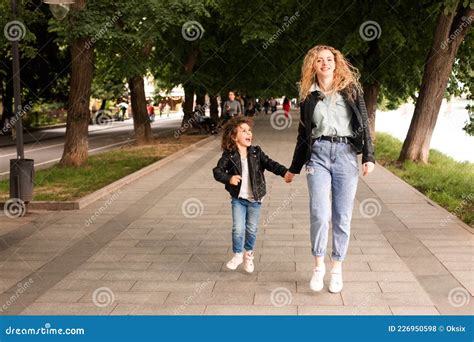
[8, 0, 34, 216]
[7, 0, 75, 216]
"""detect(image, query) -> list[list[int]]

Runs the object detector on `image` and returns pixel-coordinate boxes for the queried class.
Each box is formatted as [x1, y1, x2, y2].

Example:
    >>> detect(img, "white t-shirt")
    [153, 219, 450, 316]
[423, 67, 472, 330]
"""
[238, 158, 254, 201]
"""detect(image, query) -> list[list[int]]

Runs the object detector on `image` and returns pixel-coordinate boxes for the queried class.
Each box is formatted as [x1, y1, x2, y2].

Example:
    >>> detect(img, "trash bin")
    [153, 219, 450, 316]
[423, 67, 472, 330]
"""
[9, 159, 35, 202]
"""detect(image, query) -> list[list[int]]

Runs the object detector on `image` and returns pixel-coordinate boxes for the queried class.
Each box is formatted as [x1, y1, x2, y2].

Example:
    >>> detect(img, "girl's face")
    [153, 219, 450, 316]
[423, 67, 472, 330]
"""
[233, 123, 252, 148]
[314, 49, 335, 79]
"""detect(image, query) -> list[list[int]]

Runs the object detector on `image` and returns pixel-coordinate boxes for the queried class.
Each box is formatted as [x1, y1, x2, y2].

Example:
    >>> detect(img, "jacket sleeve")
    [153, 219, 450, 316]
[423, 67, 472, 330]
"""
[213, 152, 233, 184]
[257, 146, 288, 177]
[289, 101, 310, 174]
[357, 94, 375, 164]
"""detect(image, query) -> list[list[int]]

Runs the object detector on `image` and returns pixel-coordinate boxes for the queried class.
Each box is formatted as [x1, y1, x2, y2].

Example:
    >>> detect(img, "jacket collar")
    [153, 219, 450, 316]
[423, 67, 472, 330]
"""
[230, 146, 257, 158]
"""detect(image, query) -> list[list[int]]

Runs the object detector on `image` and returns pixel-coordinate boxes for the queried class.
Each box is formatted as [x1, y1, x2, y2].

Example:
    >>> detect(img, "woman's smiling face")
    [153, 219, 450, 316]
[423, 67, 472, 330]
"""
[314, 49, 335, 79]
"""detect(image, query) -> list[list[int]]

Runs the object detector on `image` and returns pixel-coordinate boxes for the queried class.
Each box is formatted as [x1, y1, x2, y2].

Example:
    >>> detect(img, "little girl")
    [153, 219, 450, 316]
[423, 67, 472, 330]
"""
[213, 117, 291, 272]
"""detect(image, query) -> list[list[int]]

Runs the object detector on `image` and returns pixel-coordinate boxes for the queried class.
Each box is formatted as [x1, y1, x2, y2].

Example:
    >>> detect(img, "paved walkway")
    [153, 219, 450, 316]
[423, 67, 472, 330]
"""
[0, 114, 472, 315]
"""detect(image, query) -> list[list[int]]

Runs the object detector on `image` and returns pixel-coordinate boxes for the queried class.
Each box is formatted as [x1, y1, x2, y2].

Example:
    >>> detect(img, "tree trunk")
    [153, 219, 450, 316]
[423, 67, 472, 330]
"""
[363, 82, 379, 143]
[128, 76, 152, 144]
[195, 89, 206, 107]
[209, 94, 219, 121]
[181, 83, 195, 126]
[59, 36, 94, 166]
[180, 46, 199, 126]
[399, 4, 473, 163]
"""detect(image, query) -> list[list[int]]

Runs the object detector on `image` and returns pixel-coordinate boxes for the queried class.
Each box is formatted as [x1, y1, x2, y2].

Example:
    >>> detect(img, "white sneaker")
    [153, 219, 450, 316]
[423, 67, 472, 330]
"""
[243, 251, 254, 273]
[310, 267, 326, 292]
[328, 270, 343, 293]
[226, 253, 243, 270]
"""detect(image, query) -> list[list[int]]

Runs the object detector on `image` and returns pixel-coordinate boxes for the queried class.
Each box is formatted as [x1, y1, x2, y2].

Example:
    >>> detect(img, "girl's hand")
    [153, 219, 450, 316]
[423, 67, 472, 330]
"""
[362, 162, 375, 176]
[229, 175, 242, 186]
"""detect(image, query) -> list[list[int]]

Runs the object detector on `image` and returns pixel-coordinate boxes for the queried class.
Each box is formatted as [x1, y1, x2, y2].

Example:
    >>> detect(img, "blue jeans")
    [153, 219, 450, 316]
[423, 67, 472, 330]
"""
[231, 198, 262, 253]
[306, 139, 359, 261]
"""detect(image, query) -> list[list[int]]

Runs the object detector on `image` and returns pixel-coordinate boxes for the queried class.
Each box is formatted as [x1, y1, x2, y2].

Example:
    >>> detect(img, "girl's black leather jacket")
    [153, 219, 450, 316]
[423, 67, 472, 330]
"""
[213, 145, 288, 201]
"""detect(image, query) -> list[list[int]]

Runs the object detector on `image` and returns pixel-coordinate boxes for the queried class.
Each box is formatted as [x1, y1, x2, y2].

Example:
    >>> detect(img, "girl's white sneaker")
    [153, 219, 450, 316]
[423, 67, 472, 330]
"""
[226, 253, 243, 270]
[243, 251, 255, 273]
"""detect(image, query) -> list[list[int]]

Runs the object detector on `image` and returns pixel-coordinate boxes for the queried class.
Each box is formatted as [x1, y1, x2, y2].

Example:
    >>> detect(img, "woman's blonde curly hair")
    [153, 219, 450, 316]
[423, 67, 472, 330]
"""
[299, 45, 362, 102]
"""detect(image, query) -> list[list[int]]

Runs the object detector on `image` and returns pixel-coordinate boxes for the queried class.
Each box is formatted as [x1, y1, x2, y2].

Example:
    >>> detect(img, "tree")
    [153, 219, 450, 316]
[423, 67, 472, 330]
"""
[399, 0, 473, 163]
[51, 0, 97, 166]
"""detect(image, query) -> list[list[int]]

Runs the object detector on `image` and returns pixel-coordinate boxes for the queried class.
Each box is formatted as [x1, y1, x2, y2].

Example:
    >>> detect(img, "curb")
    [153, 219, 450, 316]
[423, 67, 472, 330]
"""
[1, 134, 217, 211]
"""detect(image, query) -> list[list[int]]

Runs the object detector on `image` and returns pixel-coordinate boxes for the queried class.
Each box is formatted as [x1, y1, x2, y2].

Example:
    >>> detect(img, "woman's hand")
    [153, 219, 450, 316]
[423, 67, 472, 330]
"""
[229, 175, 242, 186]
[362, 162, 375, 176]
[284, 171, 295, 183]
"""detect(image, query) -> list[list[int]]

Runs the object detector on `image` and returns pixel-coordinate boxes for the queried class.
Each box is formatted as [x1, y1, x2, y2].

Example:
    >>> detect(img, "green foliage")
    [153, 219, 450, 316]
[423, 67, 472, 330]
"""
[1, 0, 472, 111]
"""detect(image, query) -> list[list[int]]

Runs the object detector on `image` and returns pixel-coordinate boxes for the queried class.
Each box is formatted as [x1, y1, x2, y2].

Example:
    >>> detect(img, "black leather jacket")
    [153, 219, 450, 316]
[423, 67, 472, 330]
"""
[213, 146, 288, 201]
[289, 89, 375, 174]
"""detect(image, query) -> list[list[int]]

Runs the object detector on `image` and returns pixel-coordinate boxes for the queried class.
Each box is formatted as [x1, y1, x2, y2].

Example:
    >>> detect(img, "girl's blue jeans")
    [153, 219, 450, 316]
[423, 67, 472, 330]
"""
[231, 197, 262, 253]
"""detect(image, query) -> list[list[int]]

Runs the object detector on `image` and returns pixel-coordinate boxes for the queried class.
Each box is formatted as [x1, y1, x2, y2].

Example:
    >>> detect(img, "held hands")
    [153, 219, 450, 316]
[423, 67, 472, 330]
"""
[362, 162, 375, 176]
[229, 175, 242, 186]
[284, 171, 294, 183]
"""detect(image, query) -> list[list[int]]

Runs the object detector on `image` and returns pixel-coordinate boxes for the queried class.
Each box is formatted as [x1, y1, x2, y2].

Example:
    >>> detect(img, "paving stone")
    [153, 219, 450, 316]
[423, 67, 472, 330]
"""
[298, 305, 391, 315]
[204, 305, 297, 315]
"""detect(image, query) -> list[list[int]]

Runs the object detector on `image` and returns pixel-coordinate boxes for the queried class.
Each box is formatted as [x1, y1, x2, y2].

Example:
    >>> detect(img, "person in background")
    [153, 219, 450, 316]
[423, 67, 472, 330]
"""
[269, 97, 277, 113]
[263, 99, 270, 114]
[147, 101, 155, 122]
[223, 91, 242, 117]
[117, 100, 128, 121]
[283, 97, 291, 118]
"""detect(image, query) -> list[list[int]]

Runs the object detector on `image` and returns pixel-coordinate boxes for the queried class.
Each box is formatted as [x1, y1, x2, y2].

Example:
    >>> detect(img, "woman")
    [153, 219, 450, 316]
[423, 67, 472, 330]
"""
[286, 45, 375, 293]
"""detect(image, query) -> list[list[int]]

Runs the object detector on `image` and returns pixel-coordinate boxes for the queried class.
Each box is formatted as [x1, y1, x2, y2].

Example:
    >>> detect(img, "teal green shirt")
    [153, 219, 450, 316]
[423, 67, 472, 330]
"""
[311, 85, 353, 138]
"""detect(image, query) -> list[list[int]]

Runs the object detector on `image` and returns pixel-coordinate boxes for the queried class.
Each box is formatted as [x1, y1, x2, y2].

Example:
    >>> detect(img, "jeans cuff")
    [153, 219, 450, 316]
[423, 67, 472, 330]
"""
[311, 250, 326, 257]
[331, 254, 345, 262]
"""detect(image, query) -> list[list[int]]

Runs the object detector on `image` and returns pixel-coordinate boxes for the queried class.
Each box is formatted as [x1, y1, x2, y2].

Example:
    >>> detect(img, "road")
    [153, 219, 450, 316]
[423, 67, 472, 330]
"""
[0, 114, 183, 179]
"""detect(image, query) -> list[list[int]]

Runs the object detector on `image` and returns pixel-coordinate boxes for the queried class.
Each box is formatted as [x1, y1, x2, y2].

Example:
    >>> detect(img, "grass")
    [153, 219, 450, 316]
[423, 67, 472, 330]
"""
[0, 135, 206, 202]
[375, 133, 474, 226]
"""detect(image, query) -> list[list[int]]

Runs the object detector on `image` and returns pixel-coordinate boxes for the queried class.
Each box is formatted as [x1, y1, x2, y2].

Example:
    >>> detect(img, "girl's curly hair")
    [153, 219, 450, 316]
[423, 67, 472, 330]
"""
[221, 116, 254, 152]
